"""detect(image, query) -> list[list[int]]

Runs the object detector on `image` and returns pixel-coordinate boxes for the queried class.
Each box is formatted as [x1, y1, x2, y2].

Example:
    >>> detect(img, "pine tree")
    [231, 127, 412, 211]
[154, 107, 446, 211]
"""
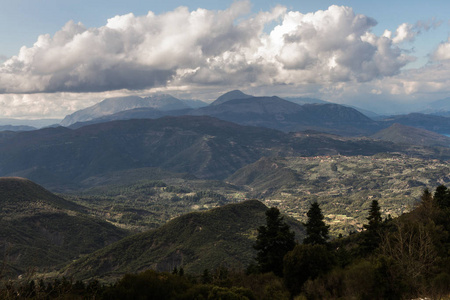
[303, 202, 329, 245]
[364, 200, 382, 232]
[253, 207, 296, 277]
[434, 185, 450, 209]
[360, 200, 382, 254]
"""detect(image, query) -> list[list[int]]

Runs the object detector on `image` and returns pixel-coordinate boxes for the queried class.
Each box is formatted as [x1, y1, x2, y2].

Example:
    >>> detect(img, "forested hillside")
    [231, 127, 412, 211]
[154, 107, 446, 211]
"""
[62, 200, 304, 281]
[0, 178, 128, 277]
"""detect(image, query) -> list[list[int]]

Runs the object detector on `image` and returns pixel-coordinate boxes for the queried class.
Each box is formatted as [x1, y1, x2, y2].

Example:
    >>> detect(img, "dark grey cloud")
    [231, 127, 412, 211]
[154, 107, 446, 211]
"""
[45, 62, 175, 93]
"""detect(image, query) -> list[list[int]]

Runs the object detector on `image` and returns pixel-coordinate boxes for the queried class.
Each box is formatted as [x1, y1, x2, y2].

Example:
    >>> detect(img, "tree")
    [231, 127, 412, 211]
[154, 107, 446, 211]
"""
[360, 200, 383, 253]
[434, 185, 450, 209]
[364, 200, 382, 231]
[253, 207, 296, 277]
[303, 202, 329, 245]
[380, 220, 437, 290]
[417, 188, 434, 221]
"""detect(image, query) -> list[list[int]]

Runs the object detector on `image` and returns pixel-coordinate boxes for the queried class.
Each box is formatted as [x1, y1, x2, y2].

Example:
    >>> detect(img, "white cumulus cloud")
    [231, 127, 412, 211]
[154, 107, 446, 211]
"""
[433, 37, 450, 61]
[392, 23, 416, 44]
[0, 2, 415, 95]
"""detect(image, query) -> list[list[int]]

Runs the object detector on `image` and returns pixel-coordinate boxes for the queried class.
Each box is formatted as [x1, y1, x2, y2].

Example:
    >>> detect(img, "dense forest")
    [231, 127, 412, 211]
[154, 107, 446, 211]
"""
[2, 185, 450, 299]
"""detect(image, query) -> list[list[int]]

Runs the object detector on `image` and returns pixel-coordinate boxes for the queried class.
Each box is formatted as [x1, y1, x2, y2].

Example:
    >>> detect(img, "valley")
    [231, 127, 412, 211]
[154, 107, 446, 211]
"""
[62, 154, 450, 237]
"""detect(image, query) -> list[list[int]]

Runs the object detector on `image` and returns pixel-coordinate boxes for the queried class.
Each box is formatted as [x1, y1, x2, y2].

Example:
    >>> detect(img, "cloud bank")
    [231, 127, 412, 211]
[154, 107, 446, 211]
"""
[0, 2, 414, 94]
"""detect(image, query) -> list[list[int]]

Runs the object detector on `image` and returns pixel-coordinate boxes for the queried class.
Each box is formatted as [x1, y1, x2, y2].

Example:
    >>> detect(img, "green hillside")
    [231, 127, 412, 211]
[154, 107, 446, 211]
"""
[0, 177, 83, 214]
[0, 177, 129, 277]
[63, 200, 305, 281]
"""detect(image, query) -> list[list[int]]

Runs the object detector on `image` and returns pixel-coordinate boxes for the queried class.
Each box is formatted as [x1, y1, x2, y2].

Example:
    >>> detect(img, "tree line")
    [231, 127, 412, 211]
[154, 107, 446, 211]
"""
[250, 185, 450, 299]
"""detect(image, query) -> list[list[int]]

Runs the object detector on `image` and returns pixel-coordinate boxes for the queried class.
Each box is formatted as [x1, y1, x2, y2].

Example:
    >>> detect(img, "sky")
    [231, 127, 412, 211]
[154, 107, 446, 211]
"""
[0, 0, 449, 119]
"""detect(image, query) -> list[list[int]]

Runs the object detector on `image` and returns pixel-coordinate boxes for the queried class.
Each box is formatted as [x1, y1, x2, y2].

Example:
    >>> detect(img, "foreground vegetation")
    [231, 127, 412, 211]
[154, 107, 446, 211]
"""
[3, 185, 450, 299]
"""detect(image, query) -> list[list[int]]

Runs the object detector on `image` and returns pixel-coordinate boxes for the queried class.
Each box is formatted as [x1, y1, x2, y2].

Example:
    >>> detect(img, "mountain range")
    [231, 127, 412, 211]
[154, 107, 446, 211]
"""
[60, 91, 382, 136]
[54, 90, 450, 138]
[190, 96, 381, 136]
[3, 91, 450, 138]
[4, 115, 440, 191]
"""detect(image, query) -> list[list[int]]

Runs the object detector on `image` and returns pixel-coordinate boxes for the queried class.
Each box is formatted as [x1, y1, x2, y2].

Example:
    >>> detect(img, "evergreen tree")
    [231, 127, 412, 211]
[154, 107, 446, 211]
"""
[364, 200, 382, 232]
[303, 202, 329, 245]
[361, 200, 382, 253]
[434, 185, 450, 209]
[253, 207, 296, 277]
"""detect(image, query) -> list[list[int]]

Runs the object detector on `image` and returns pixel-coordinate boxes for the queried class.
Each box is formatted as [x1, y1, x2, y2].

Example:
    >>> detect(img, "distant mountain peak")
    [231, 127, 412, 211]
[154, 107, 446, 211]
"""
[60, 94, 189, 126]
[210, 90, 253, 106]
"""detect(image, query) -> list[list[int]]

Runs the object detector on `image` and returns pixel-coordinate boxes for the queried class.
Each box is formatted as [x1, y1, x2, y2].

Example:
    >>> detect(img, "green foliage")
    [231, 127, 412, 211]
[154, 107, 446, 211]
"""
[0, 277, 104, 299]
[434, 184, 450, 209]
[302, 185, 450, 300]
[283, 244, 335, 296]
[0, 267, 289, 300]
[303, 202, 329, 245]
[360, 200, 383, 254]
[253, 207, 296, 277]
[102, 270, 191, 299]
[364, 200, 383, 231]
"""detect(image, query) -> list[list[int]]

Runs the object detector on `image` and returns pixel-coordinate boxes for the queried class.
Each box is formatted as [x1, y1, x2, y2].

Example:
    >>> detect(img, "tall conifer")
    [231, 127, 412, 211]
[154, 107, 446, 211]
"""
[360, 200, 382, 254]
[303, 202, 329, 245]
[253, 207, 296, 276]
